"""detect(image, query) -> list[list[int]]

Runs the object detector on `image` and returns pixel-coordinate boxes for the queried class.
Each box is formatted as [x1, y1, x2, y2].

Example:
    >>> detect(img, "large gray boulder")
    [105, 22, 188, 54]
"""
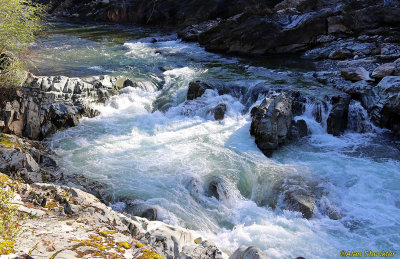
[327, 95, 351, 136]
[341, 67, 372, 82]
[250, 94, 293, 157]
[371, 63, 395, 79]
[230, 246, 268, 259]
[187, 81, 213, 100]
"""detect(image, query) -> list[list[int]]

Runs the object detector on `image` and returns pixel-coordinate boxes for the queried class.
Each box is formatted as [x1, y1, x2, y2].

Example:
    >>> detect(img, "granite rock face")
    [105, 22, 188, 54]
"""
[0, 74, 129, 140]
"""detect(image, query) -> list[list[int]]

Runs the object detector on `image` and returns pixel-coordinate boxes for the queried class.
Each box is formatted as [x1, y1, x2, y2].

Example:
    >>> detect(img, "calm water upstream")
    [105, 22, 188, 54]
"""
[29, 21, 400, 258]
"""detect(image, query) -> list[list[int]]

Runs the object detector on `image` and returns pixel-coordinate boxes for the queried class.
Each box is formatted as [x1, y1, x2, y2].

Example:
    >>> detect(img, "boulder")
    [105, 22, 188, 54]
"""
[293, 119, 308, 137]
[187, 81, 213, 100]
[371, 63, 395, 79]
[328, 49, 353, 60]
[284, 189, 316, 219]
[179, 240, 224, 259]
[214, 103, 227, 120]
[250, 94, 293, 157]
[230, 246, 268, 259]
[327, 95, 351, 136]
[341, 67, 372, 82]
[141, 208, 158, 221]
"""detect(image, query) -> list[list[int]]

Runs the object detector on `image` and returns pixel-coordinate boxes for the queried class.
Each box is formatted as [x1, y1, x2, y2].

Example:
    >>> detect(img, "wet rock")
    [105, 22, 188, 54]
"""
[141, 208, 158, 221]
[375, 76, 400, 136]
[294, 119, 308, 138]
[284, 189, 316, 219]
[208, 177, 230, 201]
[250, 94, 293, 157]
[230, 246, 268, 259]
[214, 103, 227, 120]
[327, 95, 351, 136]
[187, 81, 213, 100]
[341, 67, 372, 82]
[371, 63, 395, 79]
[123, 79, 135, 88]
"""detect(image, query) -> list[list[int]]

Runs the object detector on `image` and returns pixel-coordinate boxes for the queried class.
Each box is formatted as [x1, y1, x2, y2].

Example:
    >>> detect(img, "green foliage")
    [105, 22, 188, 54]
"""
[0, 0, 46, 86]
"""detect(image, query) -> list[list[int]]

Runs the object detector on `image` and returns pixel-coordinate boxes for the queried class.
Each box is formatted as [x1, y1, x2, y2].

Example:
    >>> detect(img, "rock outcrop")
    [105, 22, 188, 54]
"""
[2, 173, 225, 259]
[230, 246, 268, 259]
[0, 74, 128, 140]
[250, 94, 293, 157]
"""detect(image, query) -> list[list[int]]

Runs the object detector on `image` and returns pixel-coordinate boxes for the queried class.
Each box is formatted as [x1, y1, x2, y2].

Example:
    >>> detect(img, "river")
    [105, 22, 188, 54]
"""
[28, 21, 400, 259]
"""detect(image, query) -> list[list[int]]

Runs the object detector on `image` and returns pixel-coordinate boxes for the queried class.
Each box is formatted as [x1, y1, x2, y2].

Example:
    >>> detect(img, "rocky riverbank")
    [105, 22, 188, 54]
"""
[1, 172, 227, 259]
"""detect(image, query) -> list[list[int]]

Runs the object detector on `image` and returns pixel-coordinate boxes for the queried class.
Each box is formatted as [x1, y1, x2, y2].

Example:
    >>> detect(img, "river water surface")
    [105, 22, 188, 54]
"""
[29, 21, 400, 259]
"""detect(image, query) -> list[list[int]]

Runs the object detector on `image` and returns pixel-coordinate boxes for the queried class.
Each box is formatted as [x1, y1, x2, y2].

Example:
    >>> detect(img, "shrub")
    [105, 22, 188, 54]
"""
[0, 0, 46, 86]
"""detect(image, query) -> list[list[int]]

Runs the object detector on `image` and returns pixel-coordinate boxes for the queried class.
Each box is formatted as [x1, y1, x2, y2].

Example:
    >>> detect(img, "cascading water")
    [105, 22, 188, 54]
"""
[31, 22, 400, 259]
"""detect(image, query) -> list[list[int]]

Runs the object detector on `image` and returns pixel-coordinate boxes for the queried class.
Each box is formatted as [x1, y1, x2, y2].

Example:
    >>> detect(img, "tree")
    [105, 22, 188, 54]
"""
[0, 0, 45, 86]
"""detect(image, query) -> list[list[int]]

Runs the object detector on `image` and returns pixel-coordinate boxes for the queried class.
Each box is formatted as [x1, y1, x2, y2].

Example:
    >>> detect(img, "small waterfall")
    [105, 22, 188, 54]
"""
[347, 101, 377, 133]
[294, 98, 332, 135]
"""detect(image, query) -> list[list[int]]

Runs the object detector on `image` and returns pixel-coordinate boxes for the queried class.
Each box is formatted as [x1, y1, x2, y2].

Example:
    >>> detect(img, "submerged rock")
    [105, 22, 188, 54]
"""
[250, 94, 293, 157]
[214, 103, 227, 121]
[208, 177, 231, 201]
[284, 189, 316, 219]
